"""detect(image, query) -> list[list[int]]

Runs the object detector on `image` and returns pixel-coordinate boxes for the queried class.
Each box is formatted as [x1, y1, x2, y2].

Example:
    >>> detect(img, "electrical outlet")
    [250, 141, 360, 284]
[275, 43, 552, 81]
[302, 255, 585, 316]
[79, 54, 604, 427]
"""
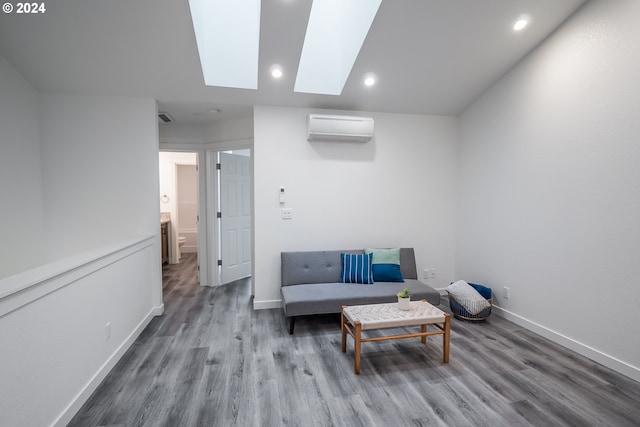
[429, 268, 437, 279]
[423, 269, 430, 279]
[503, 286, 510, 300]
[281, 208, 293, 219]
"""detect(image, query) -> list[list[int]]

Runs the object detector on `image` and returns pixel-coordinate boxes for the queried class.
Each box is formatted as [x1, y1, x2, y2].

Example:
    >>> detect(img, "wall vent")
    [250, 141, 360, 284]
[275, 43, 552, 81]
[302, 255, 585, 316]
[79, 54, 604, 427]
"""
[158, 112, 174, 123]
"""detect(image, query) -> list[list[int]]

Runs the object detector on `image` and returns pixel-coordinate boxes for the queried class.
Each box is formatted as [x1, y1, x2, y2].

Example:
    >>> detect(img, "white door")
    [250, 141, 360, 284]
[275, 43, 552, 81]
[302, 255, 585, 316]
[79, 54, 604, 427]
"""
[220, 152, 252, 284]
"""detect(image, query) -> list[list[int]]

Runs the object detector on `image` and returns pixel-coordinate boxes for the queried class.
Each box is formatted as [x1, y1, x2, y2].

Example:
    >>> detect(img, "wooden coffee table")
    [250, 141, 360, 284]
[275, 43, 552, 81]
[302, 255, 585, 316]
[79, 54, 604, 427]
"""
[341, 300, 450, 374]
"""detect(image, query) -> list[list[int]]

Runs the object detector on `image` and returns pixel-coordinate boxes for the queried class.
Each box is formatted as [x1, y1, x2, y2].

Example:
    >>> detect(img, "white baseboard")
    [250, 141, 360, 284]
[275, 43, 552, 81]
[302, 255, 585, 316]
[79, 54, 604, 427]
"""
[53, 305, 160, 427]
[492, 305, 640, 383]
[253, 299, 282, 310]
[153, 303, 165, 316]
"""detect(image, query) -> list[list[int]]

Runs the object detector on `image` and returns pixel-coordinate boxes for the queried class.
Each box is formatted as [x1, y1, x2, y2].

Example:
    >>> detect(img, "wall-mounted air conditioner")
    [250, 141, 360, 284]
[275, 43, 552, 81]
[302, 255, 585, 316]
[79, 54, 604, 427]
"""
[306, 114, 374, 142]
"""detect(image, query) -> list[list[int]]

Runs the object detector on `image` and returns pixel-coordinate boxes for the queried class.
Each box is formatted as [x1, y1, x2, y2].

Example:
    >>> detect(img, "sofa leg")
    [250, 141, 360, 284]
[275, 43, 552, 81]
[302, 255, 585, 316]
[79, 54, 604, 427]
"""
[288, 317, 295, 335]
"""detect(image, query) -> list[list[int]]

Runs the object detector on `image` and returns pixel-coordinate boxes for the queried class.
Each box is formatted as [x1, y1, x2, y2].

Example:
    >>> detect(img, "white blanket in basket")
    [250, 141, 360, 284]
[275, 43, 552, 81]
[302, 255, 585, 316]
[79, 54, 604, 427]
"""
[447, 280, 491, 315]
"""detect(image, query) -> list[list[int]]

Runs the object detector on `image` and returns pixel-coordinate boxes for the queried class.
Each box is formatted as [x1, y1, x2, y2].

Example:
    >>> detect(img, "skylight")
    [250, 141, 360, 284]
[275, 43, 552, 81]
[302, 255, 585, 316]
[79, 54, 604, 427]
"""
[188, 0, 261, 90]
[294, 0, 382, 95]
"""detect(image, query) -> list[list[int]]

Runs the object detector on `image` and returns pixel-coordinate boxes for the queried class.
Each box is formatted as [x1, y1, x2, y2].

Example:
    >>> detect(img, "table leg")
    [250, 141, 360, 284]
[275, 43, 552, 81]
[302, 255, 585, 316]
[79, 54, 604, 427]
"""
[341, 309, 347, 353]
[443, 314, 450, 363]
[421, 324, 427, 344]
[354, 321, 362, 375]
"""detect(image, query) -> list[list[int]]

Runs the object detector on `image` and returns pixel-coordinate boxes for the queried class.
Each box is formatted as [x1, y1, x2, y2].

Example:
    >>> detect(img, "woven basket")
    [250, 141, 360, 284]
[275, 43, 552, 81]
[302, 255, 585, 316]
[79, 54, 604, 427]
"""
[447, 282, 493, 321]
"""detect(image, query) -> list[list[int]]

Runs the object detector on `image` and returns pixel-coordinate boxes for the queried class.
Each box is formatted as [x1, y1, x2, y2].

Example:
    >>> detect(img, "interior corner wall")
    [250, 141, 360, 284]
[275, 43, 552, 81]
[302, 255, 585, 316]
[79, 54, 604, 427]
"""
[0, 53, 45, 279]
[457, 0, 640, 379]
[40, 93, 160, 259]
[253, 105, 458, 308]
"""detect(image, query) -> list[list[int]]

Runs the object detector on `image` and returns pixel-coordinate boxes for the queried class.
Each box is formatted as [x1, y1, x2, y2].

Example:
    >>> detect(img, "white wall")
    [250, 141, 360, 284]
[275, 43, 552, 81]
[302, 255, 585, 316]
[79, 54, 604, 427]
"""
[0, 60, 163, 425]
[205, 116, 253, 142]
[253, 106, 458, 308]
[158, 122, 206, 144]
[457, 0, 640, 380]
[40, 94, 160, 259]
[158, 117, 253, 146]
[0, 53, 45, 278]
[0, 237, 158, 427]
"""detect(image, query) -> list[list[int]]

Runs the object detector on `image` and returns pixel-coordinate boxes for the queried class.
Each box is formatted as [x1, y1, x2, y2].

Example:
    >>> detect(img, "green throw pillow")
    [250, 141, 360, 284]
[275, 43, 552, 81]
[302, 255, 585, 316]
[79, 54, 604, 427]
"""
[364, 248, 404, 282]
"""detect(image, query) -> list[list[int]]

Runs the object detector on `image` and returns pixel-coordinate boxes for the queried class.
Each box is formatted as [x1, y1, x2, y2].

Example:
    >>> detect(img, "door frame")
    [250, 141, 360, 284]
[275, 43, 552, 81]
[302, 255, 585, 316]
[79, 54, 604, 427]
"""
[160, 139, 253, 290]
[158, 148, 208, 287]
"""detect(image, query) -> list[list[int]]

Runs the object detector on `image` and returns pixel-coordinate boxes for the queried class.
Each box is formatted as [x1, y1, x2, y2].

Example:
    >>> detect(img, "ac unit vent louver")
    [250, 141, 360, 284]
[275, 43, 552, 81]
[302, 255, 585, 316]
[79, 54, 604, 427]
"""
[306, 114, 374, 142]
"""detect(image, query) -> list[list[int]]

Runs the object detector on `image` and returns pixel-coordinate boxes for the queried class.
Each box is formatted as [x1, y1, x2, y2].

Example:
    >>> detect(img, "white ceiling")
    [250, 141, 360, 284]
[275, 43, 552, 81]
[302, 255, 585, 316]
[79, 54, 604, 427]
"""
[0, 0, 586, 124]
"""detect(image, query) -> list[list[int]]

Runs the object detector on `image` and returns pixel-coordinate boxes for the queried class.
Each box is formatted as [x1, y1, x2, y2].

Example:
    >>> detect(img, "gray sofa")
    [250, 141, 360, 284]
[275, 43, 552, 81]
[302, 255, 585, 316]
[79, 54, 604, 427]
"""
[281, 248, 441, 334]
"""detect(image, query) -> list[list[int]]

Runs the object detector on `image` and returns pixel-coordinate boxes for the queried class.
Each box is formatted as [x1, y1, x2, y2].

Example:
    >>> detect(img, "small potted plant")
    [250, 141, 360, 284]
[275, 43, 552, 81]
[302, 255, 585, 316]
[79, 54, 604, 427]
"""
[397, 286, 411, 310]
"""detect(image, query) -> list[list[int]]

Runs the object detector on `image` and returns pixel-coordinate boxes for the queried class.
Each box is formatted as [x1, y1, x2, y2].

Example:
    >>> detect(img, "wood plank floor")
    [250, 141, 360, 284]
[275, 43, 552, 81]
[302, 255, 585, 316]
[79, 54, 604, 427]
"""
[69, 254, 640, 426]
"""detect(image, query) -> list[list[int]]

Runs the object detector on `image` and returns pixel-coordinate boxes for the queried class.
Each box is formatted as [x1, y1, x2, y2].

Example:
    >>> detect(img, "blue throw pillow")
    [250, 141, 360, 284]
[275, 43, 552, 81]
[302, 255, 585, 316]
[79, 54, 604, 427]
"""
[340, 253, 374, 284]
[364, 248, 404, 282]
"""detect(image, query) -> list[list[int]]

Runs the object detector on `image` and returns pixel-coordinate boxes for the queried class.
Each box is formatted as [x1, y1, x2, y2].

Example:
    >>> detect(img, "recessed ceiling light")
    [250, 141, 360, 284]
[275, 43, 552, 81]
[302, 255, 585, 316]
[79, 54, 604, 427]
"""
[364, 74, 376, 87]
[513, 16, 529, 31]
[270, 64, 284, 79]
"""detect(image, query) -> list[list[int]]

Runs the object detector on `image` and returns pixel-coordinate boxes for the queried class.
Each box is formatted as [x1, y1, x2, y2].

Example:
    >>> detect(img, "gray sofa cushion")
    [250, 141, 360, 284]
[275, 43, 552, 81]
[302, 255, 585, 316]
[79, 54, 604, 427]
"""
[281, 279, 441, 317]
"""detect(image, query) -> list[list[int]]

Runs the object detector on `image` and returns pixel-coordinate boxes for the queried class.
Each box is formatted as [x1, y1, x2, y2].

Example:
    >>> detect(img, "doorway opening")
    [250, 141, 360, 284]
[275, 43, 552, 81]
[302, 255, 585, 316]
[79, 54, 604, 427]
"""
[159, 144, 253, 291]
[159, 151, 203, 286]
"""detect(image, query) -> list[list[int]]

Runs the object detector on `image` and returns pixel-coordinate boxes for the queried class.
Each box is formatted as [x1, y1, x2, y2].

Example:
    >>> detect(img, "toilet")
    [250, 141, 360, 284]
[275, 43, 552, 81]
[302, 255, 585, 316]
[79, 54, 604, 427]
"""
[178, 236, 186, 247]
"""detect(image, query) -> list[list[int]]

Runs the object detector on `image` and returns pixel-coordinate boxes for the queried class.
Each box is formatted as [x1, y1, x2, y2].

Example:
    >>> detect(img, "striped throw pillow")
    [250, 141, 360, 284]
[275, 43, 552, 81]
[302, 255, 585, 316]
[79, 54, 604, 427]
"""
[340, 253, 374, 284]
